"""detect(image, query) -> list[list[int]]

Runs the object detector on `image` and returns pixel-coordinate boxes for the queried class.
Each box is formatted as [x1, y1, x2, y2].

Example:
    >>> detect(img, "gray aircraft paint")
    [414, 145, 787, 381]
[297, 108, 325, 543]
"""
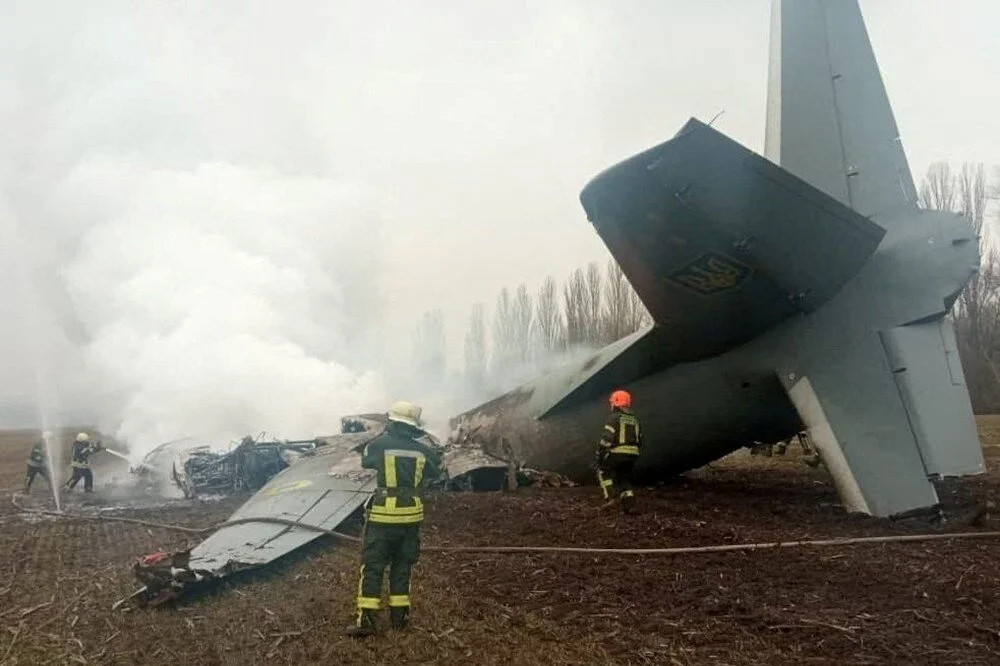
[452, 0, 983, 517]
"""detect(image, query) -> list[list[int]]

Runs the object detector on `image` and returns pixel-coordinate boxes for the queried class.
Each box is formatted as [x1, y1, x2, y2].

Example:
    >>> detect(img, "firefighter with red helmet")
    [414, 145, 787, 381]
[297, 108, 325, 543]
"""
[596, 389, 642, 514]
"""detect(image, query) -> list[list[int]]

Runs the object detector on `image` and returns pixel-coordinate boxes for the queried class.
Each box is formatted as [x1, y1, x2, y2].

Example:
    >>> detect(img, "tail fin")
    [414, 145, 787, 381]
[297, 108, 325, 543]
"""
[765, 0, 918, 219]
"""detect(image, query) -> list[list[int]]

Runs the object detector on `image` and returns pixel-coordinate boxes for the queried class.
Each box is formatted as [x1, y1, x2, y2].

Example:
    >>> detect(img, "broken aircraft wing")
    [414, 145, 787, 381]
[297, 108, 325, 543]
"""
[187, 433, 377, 573]
[132, 432, 378, 605]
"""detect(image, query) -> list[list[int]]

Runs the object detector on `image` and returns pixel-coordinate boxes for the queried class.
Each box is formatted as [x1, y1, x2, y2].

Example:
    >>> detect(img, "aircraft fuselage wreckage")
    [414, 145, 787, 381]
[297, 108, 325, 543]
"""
[454, 0, 984, 518]
[128, 0, 983, 607]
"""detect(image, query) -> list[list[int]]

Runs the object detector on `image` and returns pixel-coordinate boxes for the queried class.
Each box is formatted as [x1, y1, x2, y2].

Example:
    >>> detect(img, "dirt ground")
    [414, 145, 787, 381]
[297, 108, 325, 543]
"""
[1, 425, 999, 665]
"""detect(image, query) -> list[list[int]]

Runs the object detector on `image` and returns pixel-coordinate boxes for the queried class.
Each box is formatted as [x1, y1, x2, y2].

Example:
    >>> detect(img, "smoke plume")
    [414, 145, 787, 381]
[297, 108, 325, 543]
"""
[51, 159, 389, 456]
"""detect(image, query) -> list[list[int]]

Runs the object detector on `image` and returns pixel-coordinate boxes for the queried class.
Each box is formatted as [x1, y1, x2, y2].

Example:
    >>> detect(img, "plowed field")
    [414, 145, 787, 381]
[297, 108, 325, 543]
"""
[1, 423, 998, 665]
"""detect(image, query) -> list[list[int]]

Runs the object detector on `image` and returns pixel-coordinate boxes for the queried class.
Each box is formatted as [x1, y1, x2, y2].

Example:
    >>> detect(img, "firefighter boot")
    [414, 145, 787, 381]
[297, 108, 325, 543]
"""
[345, 610, 378, 638]
[620, 490, 637, 515]
[390, 606, 409, 630]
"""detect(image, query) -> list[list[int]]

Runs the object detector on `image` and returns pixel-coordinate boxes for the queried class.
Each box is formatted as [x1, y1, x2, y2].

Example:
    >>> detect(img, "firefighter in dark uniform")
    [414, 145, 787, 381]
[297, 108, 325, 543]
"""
[24, 432, 52, 494]
[346, 401, 443, 637]
[596, 389, 641, 514]
[64, 432, 103, 493]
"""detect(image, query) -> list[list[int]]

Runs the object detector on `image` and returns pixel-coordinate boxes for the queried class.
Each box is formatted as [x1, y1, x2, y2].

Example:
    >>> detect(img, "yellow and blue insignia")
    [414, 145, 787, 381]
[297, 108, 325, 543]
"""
[668, 253, 751, 295]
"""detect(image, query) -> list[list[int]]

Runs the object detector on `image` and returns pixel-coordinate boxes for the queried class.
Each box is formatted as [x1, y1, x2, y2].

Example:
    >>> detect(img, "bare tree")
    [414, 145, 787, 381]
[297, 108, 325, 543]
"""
[600, 260, 653, 344]
[534, 276, 564, 354]
[584, 262, 603, 344]
[602, 260, 629, 342]
[563, 268, 587, 347]
[919, 162, 957, 212]
[412, 309, 445, 386]
[512, 285, 533, 362]
[491, 287, 517, 374]
[464, 302, 486, 390]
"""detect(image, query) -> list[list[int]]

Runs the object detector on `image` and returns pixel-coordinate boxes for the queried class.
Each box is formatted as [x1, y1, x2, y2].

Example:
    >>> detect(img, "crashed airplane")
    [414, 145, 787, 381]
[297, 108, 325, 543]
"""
[125, 0, 983, 606]
[453, 0, 985, 518]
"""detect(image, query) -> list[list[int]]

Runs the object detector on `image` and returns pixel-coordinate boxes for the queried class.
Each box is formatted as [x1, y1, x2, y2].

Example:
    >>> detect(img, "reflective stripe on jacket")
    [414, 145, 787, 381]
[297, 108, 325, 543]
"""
[362, 422, 443, 525]
[598, 408, 642, 457]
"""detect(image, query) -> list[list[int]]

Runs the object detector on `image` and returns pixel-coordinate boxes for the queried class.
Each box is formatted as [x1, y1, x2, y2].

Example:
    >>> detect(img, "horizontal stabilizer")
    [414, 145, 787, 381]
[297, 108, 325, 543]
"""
[580, 119, 886, 362]
[537, 326, 662, 417]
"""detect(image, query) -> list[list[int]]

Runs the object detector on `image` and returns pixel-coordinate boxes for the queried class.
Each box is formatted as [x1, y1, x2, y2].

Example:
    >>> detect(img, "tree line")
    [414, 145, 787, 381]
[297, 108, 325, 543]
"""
[411, 260, 652, 397]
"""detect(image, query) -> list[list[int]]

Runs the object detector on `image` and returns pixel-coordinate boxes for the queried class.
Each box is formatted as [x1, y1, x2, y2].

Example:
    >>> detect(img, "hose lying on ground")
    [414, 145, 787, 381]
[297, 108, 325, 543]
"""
[10, 493, 216, 534]
[11, 493, 1000, 555]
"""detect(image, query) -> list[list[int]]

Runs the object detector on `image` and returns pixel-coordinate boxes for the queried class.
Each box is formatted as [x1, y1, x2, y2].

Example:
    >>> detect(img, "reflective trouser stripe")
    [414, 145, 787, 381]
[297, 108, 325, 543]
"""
[620, 489, 634, 498]
[604, 425, 615, 433]
[597, 471, 612, 499]
[388, 594, 410, 608]
[356, 562, 382, 612]
[610, 445, 639, 456]
[356, 565, 381, 609]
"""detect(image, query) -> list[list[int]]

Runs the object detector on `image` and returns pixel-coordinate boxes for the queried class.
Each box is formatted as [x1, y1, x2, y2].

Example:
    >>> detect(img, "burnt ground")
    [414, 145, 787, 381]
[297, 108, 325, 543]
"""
[1, 425, 999, 665]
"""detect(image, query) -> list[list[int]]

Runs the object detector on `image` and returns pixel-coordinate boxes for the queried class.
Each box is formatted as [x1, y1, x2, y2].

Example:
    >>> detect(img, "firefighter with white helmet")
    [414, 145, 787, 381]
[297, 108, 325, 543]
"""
[64, 432, 104, 493]
[346, 401, 443, 637]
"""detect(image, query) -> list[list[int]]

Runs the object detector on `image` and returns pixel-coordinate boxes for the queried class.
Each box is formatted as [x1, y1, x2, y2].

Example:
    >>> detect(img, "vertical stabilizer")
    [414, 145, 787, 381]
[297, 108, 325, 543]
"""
[765, 0, 918, 219]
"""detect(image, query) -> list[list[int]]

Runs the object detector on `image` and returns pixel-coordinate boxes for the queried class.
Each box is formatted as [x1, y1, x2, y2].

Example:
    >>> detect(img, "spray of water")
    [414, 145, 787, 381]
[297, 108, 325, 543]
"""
[3, 203, 64, 511]
[41, 430, 62, 512]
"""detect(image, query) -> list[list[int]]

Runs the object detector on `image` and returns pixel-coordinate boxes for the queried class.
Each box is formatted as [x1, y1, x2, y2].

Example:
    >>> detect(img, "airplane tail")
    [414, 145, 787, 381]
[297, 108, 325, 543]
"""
[765, 0, 918, 220]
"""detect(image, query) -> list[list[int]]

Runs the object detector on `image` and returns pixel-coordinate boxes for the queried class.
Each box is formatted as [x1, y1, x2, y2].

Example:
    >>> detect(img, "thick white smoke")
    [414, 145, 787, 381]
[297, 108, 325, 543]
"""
[58, 159, 388, 457]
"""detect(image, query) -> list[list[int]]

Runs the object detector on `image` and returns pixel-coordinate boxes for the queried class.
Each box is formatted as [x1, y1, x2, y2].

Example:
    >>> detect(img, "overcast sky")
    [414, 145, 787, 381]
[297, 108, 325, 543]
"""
[0, 0, 997, 435]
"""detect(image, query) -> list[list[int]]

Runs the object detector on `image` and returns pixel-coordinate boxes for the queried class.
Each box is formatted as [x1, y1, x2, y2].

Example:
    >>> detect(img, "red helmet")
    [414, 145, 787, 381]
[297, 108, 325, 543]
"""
[609, 390, 632, 409]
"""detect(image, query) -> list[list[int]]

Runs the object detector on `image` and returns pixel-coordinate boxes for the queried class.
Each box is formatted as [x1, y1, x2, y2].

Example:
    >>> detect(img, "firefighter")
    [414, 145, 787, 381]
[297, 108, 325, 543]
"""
[346, 401, 443, 638]
[64, 432, 103, 493]
[24, 432, 52, 494]
[596, 389, 641, 514]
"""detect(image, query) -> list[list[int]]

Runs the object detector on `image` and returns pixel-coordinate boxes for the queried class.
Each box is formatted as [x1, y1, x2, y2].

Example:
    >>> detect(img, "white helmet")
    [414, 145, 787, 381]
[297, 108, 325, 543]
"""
[387, 401, 422, 428]
[76, 432, 90, 443]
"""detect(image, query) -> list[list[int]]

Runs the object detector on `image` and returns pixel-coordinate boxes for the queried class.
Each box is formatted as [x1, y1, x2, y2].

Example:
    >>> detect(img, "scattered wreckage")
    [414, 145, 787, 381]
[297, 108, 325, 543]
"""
[135, 435, 322, 499]
[124, 416, 571, 608]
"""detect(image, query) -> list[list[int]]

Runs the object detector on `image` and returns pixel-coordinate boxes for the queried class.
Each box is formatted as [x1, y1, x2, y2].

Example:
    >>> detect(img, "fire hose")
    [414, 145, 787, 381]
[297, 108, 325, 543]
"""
[11, 493, 1000, 555]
